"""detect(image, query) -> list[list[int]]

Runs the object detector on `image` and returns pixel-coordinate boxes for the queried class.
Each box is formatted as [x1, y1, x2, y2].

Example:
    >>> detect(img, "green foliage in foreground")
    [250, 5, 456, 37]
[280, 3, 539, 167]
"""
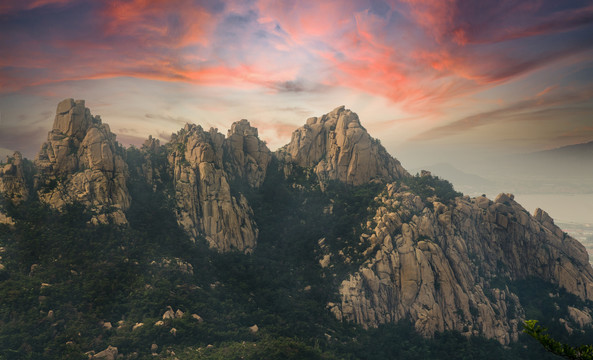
[524, 320, 593, 360]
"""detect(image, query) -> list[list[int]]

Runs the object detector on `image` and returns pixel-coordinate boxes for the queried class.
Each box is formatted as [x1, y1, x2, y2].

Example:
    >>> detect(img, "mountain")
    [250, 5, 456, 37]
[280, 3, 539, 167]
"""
[1, 99, 592, 359]
[464, 140, 593, 195]
[536, 140, 593, 159]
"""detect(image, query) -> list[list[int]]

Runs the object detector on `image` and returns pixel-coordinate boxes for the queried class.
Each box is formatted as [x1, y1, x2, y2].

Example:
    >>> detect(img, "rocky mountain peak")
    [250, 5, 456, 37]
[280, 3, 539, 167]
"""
[228, 119, 258, 137]
[167, 122, 260, 253]
[53, 98, 94, 142]
[280, 106, 408, 186]
[35, 99, 130, 225]
[305, 105, 361, 129]
[225, 119, 271, 189]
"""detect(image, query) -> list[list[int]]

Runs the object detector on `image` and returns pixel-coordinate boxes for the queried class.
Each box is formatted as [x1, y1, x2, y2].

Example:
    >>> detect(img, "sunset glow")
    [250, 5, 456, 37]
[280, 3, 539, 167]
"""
[1, 0, 592, 168]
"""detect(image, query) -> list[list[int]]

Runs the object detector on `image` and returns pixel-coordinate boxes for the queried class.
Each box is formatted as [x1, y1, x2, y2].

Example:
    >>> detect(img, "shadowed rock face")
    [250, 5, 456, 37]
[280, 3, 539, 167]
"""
[167, 121, 270, 253]
[0, 152, 28, 204]
[0, 151, 29, 225]
[35, 99, 130, 225]
[328, 188, 593, 344]
[280, 106, 408, 186]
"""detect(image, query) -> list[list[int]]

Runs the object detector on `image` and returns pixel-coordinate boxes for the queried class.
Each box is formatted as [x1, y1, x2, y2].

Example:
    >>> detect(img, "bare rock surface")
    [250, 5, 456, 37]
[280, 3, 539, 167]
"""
[168, 123, 260, 252]
[224, 119, 271, 188]
[35, 99, 130, 224]
[0, 152, 29, 204]
[279, 106, 408, 186]
[91, 345, 118, 360]
[0, 151, 30, 224]
[330, 185, 593, 344]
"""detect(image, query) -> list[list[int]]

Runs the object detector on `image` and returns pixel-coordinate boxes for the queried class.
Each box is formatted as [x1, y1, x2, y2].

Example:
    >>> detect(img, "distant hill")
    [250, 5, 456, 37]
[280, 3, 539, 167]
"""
[467, 140, 593, 194]
[536, 140, 593, 159]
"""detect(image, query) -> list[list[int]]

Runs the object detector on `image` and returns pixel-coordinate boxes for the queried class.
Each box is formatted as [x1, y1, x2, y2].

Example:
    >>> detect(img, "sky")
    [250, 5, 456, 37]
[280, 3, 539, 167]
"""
[1, 0, 592, 171]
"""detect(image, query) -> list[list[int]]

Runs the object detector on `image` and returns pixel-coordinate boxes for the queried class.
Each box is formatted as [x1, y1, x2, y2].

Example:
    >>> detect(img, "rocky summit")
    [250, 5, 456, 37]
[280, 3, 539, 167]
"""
[279, 106, 408, 187]
[1, 99, 592, 359]
[35, 99, 130, 225]
[166, 122, 266, 252]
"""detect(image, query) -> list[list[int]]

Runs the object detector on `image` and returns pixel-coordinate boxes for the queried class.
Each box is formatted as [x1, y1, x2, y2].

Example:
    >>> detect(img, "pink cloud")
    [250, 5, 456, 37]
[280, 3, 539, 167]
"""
[0, 0, 74, 14]
[1, 0, 592, 122]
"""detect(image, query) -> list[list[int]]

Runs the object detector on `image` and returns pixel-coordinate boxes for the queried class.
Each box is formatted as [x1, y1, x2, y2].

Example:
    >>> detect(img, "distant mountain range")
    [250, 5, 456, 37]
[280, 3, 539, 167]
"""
[417, 140, 593, 196]
[536, 140, 593, 159]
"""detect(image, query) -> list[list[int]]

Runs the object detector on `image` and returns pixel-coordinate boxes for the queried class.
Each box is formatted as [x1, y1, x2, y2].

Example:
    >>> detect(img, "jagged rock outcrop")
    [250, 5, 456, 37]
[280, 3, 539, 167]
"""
[224, 119, 271, 188]
[35, 99, 130, 224]
[329, 185, 593, 344]
[168, 123, 260, 252]
[0, 152, 29, 204]
[0, 152, 30, 224]
[279, 106, 408, 186]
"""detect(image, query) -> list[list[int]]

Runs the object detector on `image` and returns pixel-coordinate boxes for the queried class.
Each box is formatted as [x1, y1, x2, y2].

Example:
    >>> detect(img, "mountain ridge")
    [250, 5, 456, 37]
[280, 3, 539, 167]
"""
[1, 99, 592, 357]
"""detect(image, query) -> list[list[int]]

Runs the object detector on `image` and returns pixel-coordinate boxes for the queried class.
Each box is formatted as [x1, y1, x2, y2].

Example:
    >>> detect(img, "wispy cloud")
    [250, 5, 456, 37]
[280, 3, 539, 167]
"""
[1, 0, 592, 158]
[412, 85, 593, 141]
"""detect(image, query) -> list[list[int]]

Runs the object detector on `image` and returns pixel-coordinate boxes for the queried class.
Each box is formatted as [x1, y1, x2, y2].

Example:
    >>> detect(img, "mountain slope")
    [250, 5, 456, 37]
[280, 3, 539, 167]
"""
[0, 99, 592, 359]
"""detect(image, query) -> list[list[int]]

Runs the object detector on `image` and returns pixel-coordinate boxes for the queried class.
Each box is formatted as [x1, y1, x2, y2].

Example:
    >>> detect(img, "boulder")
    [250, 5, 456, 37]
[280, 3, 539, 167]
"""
[162, 306, 175, 320]
[91, 345, 118, 360]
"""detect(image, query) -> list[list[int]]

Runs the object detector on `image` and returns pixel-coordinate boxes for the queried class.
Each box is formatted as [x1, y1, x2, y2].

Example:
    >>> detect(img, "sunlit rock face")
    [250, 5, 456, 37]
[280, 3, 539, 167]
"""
[167, 120, 270, 253]
[224, 119, 271, 189]
[280, 106, 408, 186]
[329, 188, 593, 345]
[34, 99, 130, 225]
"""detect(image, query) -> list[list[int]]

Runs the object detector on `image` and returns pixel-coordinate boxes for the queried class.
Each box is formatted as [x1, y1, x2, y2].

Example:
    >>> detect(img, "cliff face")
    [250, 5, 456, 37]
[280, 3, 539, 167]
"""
[224, 119, 271, 188]
[34, 99, 130, 225]
[2, 99, 593, 348]
[167, 121, 269, 253]
[279, 106, 408, 186]
[327, 185, 593, 344]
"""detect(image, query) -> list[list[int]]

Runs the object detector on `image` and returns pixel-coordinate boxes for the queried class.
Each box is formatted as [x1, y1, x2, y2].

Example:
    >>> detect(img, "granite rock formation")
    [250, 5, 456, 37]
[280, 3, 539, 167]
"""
[328, 186, 593, 344]
[279, 106, 408, 186]
[3, 99, 593, 348]
[34, 99, 130, 224]
[167, 123, 264, 252]
[0, 152, 29, 204]
[0, 152, 30, 224]
[224, 119, 271, 188]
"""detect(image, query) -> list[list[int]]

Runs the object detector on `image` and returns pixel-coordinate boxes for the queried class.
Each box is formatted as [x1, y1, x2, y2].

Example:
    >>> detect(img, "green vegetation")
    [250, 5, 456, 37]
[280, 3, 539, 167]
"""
[403, 173, 462, 204]
[524, 320, 593, 360]
[0, 156, 591, 359]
